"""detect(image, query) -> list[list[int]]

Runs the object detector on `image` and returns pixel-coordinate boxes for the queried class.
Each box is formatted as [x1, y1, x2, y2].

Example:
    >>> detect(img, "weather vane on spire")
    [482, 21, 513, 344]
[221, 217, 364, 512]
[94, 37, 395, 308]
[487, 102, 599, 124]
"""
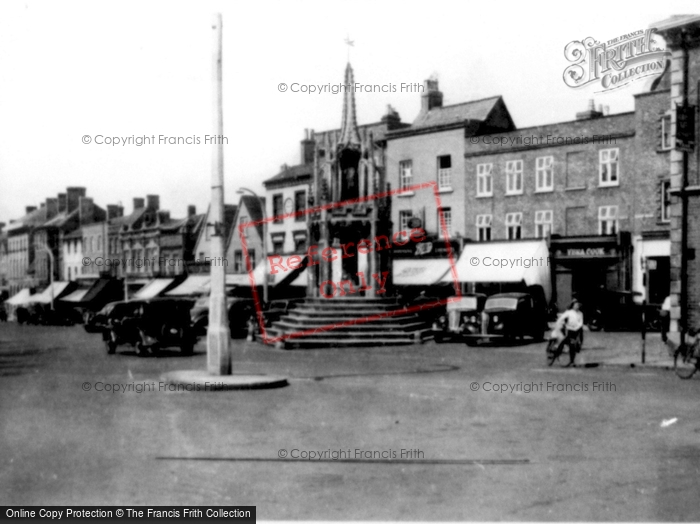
[344, 34, 354, 62]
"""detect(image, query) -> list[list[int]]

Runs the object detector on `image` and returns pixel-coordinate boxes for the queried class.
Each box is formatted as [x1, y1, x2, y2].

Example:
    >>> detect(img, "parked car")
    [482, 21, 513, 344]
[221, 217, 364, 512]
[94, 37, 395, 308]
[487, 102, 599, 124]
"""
[191, 295, 256, 338]
[191, 296, 302, 338]
[101, 298, 196, 357]
[576, 289, 659, 332]
[433, 294, 487, 343]
[463, 292, 547, 345]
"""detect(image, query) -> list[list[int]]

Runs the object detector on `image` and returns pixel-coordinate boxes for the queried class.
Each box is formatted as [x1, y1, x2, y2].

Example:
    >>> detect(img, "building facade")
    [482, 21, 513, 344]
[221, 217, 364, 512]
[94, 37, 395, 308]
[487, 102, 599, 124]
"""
[387, 79, 515, 241]
[656, 16, 700, 333]
[226, 195, 264, 274]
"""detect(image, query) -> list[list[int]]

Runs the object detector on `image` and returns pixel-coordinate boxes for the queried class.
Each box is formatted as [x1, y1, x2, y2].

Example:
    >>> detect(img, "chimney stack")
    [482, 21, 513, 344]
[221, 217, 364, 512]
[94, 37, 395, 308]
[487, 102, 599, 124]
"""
[25, 206, 37, 215]
[421, 77, 443, 113]
[133, 198, 145, 211]
[45, 198, 58, 220]
[187, 205, 196, 217]
[576, 98, 604, 120]
[381, 104, 402, 130]
[58, 193, 67, 213]
[106, 204, 123, 220]
[79, 196, 95, 225]
[300, 129, 315, 165]
[146, 194, 160, 211]
[66, 187, 86, 213]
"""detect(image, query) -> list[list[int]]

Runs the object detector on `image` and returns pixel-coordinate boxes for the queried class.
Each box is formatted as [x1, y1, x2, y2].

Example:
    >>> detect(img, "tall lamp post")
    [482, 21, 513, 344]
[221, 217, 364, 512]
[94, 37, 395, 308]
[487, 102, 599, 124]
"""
[162, 13, 286, 391]
[236, 187, 268, 304]
[207, 12, 231, 375]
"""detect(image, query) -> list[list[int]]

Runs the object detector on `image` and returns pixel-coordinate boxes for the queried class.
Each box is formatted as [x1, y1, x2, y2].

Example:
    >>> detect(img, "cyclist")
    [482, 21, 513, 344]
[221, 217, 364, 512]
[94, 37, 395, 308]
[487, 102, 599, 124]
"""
[553, 300, 585, 365]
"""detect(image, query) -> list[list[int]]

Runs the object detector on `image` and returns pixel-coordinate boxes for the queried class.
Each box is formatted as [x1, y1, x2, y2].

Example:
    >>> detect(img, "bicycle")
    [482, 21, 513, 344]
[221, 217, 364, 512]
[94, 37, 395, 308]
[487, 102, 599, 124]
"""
[673, 329, 700, 379]
[546, 327, 583, 367]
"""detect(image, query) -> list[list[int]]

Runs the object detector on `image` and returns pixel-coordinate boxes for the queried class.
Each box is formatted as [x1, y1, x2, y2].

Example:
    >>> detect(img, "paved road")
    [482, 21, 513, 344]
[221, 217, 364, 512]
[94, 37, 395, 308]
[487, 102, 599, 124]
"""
[1, 323, 699, 520]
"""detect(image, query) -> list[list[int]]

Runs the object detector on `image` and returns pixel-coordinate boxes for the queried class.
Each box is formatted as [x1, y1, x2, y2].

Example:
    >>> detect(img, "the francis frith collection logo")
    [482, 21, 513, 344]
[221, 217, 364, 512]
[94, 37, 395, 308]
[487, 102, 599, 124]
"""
[563, 28, 670, 92]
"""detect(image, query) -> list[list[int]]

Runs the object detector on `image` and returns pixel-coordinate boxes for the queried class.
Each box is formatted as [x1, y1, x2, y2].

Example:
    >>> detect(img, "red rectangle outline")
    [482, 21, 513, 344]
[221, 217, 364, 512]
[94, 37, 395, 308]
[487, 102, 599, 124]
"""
[237, 181, 462, 344]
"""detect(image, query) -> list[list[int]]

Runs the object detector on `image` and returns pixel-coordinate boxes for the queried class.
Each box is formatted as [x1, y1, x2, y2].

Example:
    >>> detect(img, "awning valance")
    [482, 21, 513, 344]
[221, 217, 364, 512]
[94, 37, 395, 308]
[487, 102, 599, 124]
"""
[443, 240, 551, 301]
[133, 278, 174, 299]
[166, 276, 211, 296]
[393, 258, 453, 286]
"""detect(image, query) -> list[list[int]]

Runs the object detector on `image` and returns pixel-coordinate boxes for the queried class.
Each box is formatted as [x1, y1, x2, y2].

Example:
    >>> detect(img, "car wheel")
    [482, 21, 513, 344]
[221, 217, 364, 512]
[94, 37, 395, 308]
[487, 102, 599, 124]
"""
[135, 341, 149, 358]
[104, 330, 118, 354]
[588, 310, 603, 331]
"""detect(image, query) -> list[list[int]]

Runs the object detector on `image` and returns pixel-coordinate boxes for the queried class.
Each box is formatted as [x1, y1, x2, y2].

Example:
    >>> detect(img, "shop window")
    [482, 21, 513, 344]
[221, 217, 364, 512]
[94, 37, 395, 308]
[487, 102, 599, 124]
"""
[598, 206, 618, 235]
[599, 148, 620, 187]
[506, 212, 522, 240]
[476, 214, 492, 241]
[477, 163, 493, 197]
[505, 160, 523, 195]
[536, 156, 554, 192]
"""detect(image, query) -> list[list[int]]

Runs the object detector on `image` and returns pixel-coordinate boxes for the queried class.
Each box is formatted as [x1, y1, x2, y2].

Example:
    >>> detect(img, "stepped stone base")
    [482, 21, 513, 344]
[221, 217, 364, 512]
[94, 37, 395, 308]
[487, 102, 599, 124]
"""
[264, 296, 432, 349]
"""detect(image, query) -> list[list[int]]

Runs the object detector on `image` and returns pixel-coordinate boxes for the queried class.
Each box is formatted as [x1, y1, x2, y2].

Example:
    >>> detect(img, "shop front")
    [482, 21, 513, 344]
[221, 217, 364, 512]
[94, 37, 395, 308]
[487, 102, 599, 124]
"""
[549, 233, 632, 311]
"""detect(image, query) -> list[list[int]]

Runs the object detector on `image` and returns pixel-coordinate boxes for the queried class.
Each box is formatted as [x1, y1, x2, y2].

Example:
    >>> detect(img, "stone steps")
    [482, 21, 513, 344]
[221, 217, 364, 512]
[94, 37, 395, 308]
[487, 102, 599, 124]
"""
[264, 297, 430, 349]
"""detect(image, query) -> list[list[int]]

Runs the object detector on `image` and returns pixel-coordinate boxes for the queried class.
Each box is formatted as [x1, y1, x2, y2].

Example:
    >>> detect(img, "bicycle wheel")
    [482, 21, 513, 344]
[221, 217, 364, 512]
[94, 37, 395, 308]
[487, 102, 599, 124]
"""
[674, 345, 698, 379]
[547, 339, 564, 367]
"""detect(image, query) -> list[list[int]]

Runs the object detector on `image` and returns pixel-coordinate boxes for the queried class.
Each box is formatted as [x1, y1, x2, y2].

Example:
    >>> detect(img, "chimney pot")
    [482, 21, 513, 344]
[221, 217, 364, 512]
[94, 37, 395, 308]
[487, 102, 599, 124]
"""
[133, 198, 145, 211]
[187, 205, 196, 217]
[25, 206, 37, 215]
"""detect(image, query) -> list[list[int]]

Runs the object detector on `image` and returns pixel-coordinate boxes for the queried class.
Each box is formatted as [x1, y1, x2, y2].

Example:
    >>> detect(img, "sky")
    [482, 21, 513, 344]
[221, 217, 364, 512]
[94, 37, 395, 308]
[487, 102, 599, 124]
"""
[0, 0, 697, 225]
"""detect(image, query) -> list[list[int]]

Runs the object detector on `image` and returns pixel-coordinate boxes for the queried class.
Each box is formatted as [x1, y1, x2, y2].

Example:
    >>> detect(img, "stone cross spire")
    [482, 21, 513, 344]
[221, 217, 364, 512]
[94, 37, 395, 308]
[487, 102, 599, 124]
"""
[338, 63, 361, 149]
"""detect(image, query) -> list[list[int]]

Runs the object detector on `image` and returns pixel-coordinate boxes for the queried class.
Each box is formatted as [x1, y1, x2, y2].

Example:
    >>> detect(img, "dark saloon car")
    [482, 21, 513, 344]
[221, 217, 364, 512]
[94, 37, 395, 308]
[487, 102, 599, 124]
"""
[191, 295, 256, 338]
[433, 294, 487, 343]
[463, 292, 547, 345]
[101, 298, 196, 357]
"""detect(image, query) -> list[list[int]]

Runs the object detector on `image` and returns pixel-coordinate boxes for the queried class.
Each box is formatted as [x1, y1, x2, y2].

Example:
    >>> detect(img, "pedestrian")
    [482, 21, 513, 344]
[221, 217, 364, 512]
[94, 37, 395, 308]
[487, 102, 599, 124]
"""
[554, 299, 585, 365]
[660, 295, 671, 343]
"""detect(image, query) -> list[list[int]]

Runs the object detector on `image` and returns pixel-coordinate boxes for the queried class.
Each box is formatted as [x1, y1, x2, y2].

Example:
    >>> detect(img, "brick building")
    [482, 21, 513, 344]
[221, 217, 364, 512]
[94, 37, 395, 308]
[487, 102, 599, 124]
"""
[387, 79, 515, 241]
[656, 16, 700, 333]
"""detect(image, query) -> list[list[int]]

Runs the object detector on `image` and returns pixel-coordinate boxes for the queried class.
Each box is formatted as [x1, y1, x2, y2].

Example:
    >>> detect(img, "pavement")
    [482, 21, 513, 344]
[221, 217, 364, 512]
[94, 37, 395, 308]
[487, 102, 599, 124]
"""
[2, 322, 700, 520]
[575, 329, 676, 370]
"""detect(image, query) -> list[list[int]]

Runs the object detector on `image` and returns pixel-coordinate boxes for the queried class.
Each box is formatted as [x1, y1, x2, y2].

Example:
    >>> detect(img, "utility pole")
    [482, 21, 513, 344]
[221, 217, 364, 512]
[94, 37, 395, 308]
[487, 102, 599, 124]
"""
[207, 13, 231, 375]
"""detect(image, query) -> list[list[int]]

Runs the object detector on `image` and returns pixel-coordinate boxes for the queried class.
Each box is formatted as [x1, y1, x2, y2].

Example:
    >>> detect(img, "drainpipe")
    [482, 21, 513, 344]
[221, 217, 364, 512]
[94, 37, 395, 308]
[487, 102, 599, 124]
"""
[680, 31, 689, 343]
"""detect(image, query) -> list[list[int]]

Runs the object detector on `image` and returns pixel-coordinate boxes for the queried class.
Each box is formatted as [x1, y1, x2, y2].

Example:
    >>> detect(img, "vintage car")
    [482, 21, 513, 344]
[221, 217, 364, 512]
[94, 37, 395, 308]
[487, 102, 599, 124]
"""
[101, 298, 196, 357]
[191, 296, 301, 338]
[463, 292, 547, 345]
[433, 294, 487, 342]
[576, 289, 660, 332]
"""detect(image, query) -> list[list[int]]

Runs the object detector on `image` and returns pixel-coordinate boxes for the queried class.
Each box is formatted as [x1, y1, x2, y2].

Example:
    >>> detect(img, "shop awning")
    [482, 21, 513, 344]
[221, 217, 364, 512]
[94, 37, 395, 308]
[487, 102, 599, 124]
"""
[393, 258, 453, 286]
[27, 282, 71, 304]
[166, 275, 211, 296]
[4, 288, 31, 305]
[443, 240, 551, 301]
[251, 257, 307, 287]
[60, 289, 89, 302]
[133, 278, 175, 300]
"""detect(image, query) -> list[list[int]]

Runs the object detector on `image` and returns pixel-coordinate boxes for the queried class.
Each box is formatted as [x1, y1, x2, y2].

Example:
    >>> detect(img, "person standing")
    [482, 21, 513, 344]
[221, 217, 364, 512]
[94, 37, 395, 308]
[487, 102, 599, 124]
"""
[660, 295, 671, 343]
